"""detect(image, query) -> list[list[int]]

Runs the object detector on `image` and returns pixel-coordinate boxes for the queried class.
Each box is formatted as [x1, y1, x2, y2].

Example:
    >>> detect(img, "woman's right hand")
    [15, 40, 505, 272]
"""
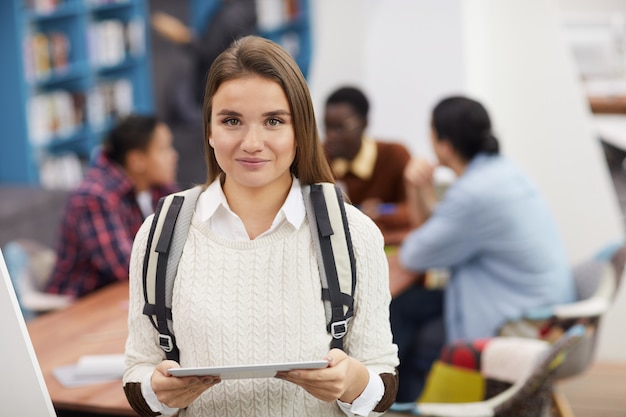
[151, 360, 221, 409]
[403, 158, 437, 228]
[404, 158, 435, 189]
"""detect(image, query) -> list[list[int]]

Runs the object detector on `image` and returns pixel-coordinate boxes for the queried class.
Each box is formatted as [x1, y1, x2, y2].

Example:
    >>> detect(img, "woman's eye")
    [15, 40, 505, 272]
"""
[224, 118, 240, 126]
[267, 118, 282, 127]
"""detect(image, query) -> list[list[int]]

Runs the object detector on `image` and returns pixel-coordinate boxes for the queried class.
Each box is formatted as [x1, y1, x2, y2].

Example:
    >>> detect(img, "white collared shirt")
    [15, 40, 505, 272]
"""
[195, 176, 306, 240]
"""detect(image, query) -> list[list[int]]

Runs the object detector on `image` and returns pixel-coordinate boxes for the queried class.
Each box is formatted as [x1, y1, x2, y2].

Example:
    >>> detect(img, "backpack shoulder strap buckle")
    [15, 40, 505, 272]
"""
[158, 334, 175, 353]
[330, 319, 349, 339]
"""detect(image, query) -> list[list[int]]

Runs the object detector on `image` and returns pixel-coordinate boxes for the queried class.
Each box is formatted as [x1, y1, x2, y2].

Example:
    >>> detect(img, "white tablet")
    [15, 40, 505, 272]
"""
[168, 360, 328, 379]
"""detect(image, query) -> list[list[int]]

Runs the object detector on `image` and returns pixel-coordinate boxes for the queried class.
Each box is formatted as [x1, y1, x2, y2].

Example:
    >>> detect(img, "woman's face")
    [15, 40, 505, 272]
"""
[142, 122, 178, 186]
[209, 75, 296, 194]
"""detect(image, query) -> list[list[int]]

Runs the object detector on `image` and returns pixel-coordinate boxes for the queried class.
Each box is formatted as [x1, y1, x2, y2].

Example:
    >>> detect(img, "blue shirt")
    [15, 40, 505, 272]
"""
[399, 153, 575, 342]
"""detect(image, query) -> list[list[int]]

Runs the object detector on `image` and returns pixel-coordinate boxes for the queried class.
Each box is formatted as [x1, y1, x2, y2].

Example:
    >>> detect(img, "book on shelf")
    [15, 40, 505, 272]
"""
[87, 79, 134, 130]
[256, 0, 301, 32]
[88, 17, 145, 68]
[24, 0, 64, 14]
[255, 0, 304, 64]
[39, 153, 85, 190]
[49, 32, 70, 69]
[126, 18, 145, 57]
[23, 31, 70, 81]
[87, 0, 132, 5]
[27, 90, 85, 146]
[284, 0, 300, 19]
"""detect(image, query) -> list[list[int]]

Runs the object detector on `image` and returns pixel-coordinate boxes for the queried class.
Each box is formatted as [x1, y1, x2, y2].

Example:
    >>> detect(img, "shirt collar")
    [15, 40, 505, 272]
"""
[331, 136, 378, 180]
[281, 177, 306, 229]
[196, 176, 306, 239]
[465, 152, 491, 173]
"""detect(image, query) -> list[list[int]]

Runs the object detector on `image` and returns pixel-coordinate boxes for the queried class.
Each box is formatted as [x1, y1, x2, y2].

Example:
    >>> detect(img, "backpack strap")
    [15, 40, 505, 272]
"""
[304, 183, 357, 351]
[142, 186, 203, 362]
[143, 182, 356, 359]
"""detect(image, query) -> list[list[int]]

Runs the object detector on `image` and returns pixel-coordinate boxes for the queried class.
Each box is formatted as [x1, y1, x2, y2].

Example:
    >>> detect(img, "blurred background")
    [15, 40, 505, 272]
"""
[1, 2, 626, 413]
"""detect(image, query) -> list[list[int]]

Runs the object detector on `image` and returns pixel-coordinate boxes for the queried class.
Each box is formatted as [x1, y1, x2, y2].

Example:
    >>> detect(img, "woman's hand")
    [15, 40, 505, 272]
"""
[275, 349, 369, 404]
[151, 360, 221, 409]
[404, 158, 435, 189]
[151, 12, 192, 44]
[403, 158, 438, 228]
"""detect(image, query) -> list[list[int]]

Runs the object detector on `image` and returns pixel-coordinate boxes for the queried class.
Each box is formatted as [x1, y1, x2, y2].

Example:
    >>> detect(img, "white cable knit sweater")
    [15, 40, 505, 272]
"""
[124, 203, 399, 417]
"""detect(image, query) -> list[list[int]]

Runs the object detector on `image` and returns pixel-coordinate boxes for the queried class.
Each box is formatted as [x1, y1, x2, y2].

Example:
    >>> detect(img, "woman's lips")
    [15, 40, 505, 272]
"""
[236, 158, 268, 168]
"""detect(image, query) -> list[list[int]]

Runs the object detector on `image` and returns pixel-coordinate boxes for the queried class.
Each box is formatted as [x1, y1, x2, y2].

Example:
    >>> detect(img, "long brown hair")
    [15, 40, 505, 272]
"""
[202, 35, 334, 186]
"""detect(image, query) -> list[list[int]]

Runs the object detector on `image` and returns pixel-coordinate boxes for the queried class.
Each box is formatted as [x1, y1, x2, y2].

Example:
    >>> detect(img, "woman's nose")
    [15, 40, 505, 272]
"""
[241, 126, 263, 152]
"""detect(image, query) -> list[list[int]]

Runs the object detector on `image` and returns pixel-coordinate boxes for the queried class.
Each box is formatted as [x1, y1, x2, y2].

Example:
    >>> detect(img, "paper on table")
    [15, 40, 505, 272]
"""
[75, 354, 125, 377]
[52, 354, 125, 387]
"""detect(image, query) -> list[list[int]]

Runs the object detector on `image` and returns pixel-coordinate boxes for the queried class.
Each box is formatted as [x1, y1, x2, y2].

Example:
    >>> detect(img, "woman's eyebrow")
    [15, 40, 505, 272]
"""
[215, 109, 291, 117]
[216, 109, 242, 117]
[262, 110, 291, 117]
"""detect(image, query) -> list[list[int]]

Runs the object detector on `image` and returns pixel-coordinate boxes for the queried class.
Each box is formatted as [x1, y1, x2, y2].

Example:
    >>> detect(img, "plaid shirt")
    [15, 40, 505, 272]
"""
[46, 153, 178, 297]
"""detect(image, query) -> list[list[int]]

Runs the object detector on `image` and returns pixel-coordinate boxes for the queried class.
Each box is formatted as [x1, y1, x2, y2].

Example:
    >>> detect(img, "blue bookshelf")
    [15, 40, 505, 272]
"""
[189, 0, 312, 78]
[0, 0, 154, 185]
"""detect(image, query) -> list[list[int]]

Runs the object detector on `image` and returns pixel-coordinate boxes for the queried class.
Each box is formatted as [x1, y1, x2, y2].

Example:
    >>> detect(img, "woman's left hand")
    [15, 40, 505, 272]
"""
[275, 349, 369, 403]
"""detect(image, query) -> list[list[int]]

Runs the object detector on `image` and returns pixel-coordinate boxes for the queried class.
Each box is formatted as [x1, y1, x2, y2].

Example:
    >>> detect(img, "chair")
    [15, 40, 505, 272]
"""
[2, 240, 71, 320]
[498, 242, 625, 416]
[391, 324, 586, 416]
[391, 242, 625, 417]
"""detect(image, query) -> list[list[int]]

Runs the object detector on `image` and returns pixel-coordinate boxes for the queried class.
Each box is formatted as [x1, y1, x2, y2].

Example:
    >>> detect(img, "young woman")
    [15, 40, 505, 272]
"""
[123, 36, 399, 417]
[46, 115, 178, 297]
[391, 95, 575, 402]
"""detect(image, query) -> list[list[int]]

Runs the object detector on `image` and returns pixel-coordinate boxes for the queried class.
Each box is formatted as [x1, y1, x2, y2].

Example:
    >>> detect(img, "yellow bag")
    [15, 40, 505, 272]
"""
[418, 360, 485, 403]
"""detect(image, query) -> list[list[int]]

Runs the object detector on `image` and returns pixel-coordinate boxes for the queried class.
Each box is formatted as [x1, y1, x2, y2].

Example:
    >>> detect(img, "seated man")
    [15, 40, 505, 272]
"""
[323, 86, 411, 237]
[391, 96, 576, 403]
[45, 115, 179, 298]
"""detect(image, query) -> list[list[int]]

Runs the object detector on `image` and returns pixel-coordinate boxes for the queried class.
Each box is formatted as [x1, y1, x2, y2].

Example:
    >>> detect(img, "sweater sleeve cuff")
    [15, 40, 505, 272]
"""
[373, 371, 399, 412]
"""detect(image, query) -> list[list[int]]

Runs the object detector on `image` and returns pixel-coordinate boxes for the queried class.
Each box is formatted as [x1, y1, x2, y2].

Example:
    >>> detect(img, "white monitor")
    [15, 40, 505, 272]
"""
[0, 248, 56, 416]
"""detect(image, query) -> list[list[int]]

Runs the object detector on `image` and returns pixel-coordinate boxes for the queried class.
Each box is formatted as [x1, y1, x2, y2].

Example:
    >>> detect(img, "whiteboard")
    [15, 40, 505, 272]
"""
[0, 248, 56, 416]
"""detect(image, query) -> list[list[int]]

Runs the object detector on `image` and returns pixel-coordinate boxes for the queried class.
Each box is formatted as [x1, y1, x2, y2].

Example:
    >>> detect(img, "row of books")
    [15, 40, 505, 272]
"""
[88, 18, 145, 68]
[28, 90, 83, 146]
[88, 79, 134, 129]
[39, 153, 86, 190]
[22, 17, 144, 80]
[24, 0, 64, 14]
[25, 0, 133, 14]
[27, 79, 133, 146]
[87, 0, 132, 5]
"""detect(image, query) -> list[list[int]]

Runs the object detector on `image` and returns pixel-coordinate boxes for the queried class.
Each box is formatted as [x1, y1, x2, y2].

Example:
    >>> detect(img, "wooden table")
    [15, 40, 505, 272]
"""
[27, 282, 135, 416]
[588, 95, 626, 114]
[26, 252, 419, 416]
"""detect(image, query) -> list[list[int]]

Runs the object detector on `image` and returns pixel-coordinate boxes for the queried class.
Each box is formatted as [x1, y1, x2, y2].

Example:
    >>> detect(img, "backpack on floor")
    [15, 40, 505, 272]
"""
[141, 183, 357, 362]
